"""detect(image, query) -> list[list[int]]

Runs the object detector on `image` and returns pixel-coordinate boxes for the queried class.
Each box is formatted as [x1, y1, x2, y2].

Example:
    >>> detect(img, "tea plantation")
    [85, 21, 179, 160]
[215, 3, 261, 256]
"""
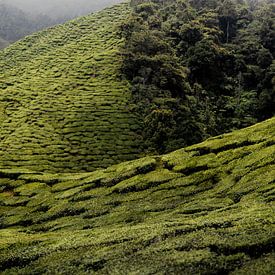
[0, 3, 142, 173]
[0, 118, 274, 274]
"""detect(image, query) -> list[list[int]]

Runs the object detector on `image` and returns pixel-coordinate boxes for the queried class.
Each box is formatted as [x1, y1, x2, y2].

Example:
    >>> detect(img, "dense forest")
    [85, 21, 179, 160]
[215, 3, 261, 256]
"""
[121, 0, 275, 153]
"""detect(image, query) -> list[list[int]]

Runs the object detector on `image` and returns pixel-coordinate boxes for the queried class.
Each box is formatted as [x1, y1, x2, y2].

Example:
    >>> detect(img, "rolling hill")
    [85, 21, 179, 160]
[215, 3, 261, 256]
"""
[0, 117, 274, 274]
[0, 2, 274, 273]
[0, 3, 143, 173]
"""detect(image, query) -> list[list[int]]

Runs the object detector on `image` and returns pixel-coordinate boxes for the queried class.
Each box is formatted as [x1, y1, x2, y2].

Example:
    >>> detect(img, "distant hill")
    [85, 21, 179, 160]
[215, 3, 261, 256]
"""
[0, 0, 124, 48]
[0, 3, 142, 173]
[0, 0, 123, 20]
[0, 117, 274, 273]
[0, 3, 33, 42]
[0, 37, 9, 49]
[0, 3, 54, 46]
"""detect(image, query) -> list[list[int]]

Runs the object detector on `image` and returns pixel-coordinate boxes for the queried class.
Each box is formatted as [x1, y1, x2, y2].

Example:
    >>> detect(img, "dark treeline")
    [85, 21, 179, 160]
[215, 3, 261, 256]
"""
[121, 0, 275, 154]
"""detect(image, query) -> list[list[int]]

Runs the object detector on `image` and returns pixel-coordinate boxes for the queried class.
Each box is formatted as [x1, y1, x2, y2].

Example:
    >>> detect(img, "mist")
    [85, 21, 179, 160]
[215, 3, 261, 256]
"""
[0, 0, 124, 19]
[0, 0, 125, 48]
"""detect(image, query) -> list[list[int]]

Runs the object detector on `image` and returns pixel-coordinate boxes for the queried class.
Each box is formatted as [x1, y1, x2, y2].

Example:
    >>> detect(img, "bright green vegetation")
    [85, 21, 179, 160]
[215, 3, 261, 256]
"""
[1, 0, 274, 172]
[0, 3, 274, 272]
[0, 118, 274, 274]
[0, 3, 143, 173]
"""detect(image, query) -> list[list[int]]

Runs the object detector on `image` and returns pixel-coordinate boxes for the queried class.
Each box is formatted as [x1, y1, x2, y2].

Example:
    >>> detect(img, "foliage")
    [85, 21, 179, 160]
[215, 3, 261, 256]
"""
[120, 0, 275, 154]
[0, 3, 142, 173]
[0, 117, 274, 274]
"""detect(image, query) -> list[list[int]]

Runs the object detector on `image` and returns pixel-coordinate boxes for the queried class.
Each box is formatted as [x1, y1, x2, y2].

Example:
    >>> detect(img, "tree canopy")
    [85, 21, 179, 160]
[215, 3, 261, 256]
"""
[121, 0, 275, 154]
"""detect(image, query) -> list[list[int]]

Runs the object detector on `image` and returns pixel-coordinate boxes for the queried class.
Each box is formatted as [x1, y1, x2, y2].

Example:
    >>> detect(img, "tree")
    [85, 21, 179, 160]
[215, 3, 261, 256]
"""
[120, 0, 275, 154]
[218, 0, 238, 43]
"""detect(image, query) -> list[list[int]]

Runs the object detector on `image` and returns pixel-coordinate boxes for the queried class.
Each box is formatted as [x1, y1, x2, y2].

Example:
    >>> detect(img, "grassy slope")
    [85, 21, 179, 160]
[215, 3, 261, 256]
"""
[0, 118, 274, 274]
[0, 3, 142, 173]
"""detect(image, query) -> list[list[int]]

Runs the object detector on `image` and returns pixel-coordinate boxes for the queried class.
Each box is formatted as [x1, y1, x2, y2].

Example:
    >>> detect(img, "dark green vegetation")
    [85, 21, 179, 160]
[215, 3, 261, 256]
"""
[121, 0, 275, 153]
[0, 3, 142, 173]
[0, 117, 274, 274]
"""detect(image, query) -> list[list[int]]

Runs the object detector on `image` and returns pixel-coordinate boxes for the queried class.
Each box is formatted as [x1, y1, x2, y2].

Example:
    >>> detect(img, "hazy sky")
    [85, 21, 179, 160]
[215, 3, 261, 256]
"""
[0, 0, 124, 18]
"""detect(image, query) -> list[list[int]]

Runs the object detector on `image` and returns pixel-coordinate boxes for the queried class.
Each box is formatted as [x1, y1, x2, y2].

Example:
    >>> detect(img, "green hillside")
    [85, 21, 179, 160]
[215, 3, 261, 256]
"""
[0, 117, 274, 274]
[0, 3, 142, 173]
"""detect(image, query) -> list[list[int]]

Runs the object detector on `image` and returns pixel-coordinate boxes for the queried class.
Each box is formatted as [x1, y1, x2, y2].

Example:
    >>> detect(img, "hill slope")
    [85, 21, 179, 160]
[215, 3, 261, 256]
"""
[0, 3, 142, 173]
[0, 118, 274, 274]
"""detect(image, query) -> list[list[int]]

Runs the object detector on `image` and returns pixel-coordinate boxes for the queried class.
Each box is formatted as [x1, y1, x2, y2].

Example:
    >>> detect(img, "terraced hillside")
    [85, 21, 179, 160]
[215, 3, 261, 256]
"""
[0, 3, 142, 173]
[0, 118, 274, 274]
